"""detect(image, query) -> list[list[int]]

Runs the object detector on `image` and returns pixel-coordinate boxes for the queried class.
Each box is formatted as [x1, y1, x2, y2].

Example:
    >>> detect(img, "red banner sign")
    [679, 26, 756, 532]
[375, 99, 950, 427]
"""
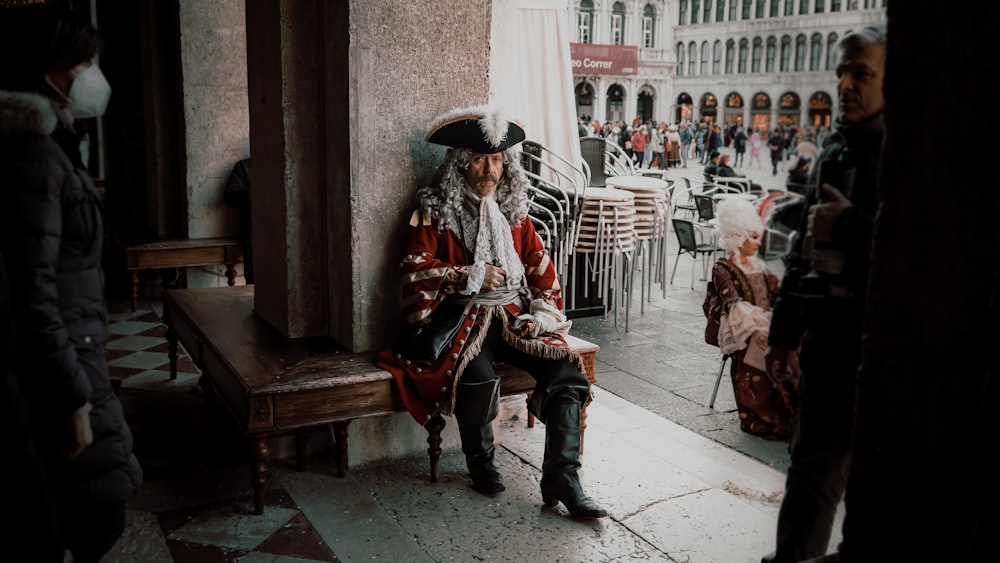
[570, 43, 638, 75]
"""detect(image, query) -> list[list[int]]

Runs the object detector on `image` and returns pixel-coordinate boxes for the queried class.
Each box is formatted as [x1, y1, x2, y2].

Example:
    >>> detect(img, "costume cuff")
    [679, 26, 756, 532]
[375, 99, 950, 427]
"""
[460, 260, 486, 295]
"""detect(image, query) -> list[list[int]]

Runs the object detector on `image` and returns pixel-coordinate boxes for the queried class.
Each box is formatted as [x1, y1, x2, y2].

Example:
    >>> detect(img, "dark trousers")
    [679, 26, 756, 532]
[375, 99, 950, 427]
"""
[461, 321, 589, 419]
[764, 330, 859, 563]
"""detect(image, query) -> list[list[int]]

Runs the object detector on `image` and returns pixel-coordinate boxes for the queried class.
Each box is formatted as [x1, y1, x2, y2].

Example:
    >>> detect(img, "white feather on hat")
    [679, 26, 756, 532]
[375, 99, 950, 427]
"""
[426, 105, 526, 153]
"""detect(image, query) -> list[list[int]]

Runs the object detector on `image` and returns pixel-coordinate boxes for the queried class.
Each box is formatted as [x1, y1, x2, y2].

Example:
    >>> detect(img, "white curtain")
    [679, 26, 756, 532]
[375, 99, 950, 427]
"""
[490, 0, 583, 191]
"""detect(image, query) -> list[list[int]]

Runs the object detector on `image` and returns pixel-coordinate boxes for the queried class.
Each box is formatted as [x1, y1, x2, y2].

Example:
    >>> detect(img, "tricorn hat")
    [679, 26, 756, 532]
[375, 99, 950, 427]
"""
[426, 105, 526, 153]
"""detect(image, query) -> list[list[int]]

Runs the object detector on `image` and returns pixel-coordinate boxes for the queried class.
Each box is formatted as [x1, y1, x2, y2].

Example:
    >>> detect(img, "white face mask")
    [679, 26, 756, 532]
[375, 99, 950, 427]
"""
[48, 64, 112, 119]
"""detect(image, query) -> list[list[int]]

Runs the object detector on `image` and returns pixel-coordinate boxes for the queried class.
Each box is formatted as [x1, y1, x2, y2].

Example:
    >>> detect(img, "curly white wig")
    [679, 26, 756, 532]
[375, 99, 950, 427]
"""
[416, 147, 530, 231]
[716, 197, 764, 254]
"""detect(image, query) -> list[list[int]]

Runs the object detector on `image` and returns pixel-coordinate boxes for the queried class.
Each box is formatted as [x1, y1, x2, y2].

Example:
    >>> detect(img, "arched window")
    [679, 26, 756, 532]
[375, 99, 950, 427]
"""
[577, 0, 594, 43]
[766, 36, 777, 72]
[692, 0, 701, 24]
[716, 0, 726, 22]
[701, 41, 710, 75]
[756, 0, 766, 17]
[713, 40, 722, 74]
[689, 42, 698, 75]
[752, 37, 763, 72]
[725, 39, 736, 73]
[642, 4, 656, 47]
[784, 0, 795, 15]
[794, 34, 807, 71]
[810, 33, 823, 70]
[780, 35, 792, 72]
[611, 2, 626, 45]
[679, 0, 688, 24]
[704, 0, 712, 22]
[826, 32, 839, 70]
[738, 38, 749, 73]
[677, 42, 685, 76]
[770, 0, 780, 17]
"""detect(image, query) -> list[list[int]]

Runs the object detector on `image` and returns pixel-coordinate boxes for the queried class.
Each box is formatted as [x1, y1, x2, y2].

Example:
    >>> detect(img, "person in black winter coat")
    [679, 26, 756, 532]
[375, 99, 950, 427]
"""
[0, 6, 142, 562]
[224, 157, 253, 283]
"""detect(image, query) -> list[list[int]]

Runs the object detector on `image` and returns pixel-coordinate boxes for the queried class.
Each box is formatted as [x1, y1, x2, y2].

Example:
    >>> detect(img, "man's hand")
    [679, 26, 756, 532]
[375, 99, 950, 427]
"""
[807, 184, 853, 242]
[65, 402, 94, 459]
[765, 346, 791, 384]
[482, 264, 507, 292]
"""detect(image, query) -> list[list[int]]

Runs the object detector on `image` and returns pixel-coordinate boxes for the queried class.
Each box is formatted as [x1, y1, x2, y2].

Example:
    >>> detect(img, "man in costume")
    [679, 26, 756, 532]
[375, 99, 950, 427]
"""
[374, 106, 607, 519]
[761, 26, 887, 562]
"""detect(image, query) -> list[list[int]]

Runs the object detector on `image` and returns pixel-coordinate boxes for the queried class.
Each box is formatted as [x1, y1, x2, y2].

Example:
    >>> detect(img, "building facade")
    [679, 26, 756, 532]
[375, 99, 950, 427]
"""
[571, 0, 887, 130]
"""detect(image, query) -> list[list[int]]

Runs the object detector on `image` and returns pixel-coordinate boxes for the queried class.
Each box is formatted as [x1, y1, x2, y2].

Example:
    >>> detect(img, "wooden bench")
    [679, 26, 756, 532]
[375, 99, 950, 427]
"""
[125, 237, 243, 311]
[161, 285, 599, 514]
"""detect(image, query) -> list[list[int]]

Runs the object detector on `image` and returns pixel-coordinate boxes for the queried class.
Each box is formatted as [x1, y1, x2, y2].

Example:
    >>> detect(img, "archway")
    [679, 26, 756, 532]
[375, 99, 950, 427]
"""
[778, 91, 801, 127]
[724, 92, 744, 128]
[809, 91, 833, 127]
[637, 88, 654, 123]
[575, 81, 595, 121]
[699, 92, 718, 124]
[676, 92, 693, 123]
[750, 92, 772, 134]
[606, 84, 625, 122]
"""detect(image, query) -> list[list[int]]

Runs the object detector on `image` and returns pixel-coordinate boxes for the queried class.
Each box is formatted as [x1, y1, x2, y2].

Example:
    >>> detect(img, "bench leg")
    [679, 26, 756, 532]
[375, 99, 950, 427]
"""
[225, 263, 238, 286]
[130, 271, 139, 312]
[250, 434, 271, 515]
[425, 414, 446, 482]
[166, 328, 178, 379]
[526, 393, 535, 428]
[330, 421, 350, 478]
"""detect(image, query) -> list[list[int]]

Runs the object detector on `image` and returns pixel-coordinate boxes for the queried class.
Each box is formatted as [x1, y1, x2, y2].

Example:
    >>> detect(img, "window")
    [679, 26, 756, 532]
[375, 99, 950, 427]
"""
[816, 0, 826, 12]
[847, 0, 858, 9]
[725, 39, 735, 73]
[756, 0, 766, 18]
[799, 0, 810, 14]
[611, 2, 626, 45]
[770, 0, 780, 16]
[795, 34, 806, 71]
[766, 36, 777, 71]
[677, 42, 685, 75]
[752, 37, 763, 72]
[692, 0, 700, 23]
[738, 38, 749, 73]
[642, 5, 655, 48]
[810, 33, 822, 70]
[704, 0, 712, 22]
[680, 0, 688, 24]
[716, 0, 726, 22]
[780, 35, 792, 71]
[742, 0, 752, 19]
[826, 32, 839, 70]
[729, 0, 738, 19]
[701, 41, 710, 74]
[831, 0, 842, 10]
[577, 1, 593, 43]
[689, 42, 697, 75]
[713, 40, 722, 73]
[785, 0, 795, 15]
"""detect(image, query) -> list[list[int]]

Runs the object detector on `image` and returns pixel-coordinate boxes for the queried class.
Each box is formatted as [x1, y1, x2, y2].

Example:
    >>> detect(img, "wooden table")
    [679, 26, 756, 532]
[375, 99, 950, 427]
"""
[125, 237, 243, 311]
[161, 286, 599, 514]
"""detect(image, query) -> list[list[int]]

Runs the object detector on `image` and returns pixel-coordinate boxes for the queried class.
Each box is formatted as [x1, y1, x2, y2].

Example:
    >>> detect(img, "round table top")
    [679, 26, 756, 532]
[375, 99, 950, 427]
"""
[605, 175, 669, 191]
[582, 187, 636, 201]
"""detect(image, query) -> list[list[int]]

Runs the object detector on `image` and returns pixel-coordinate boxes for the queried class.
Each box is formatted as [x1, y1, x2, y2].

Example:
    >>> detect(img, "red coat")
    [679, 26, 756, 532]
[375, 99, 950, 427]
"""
[374, 209, 580, 424]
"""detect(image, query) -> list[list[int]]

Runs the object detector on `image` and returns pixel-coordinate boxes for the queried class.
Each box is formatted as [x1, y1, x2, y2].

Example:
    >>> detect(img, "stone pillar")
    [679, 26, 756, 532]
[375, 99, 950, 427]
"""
[177, 0, 249, 286]
[245, 0, 492, 348]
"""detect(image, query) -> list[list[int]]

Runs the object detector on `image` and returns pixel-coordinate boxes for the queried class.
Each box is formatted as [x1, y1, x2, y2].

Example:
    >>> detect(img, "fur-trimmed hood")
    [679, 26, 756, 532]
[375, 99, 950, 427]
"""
[0, 90, 58, 139]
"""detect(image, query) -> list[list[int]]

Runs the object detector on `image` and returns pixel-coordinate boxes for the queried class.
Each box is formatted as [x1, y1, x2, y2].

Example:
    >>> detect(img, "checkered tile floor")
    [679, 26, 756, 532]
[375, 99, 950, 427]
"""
[105, 299, 340, 562]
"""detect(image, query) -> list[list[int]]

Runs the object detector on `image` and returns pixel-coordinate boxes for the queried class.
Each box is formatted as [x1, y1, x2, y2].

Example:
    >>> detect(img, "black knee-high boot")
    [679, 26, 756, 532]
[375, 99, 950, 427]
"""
[454, 377, 505, 494]
[540, 397, 608, 518]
